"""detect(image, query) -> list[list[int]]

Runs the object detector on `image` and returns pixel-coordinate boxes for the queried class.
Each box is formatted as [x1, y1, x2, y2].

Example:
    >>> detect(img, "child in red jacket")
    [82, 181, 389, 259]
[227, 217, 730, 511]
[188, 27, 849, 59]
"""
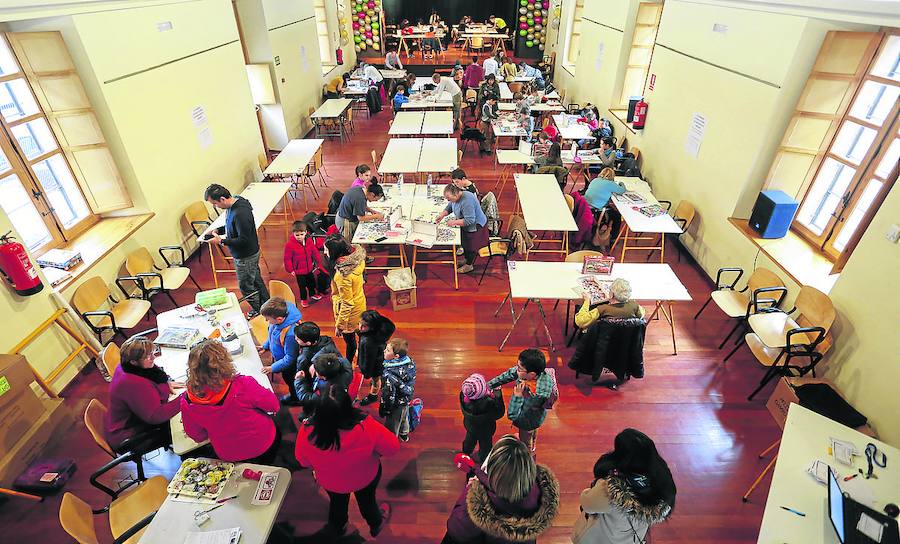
[284, 221, 329, 307]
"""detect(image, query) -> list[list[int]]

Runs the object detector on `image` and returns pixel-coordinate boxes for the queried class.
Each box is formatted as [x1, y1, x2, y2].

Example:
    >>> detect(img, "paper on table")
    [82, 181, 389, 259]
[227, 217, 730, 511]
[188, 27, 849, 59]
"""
[830, 437, 859, 465]
[857, 512, 885, 542]
[184, 527, 242, 544]
[807, 459, 831, 484]
[407, 221, 437, 248]
[518, 139, 532, 155]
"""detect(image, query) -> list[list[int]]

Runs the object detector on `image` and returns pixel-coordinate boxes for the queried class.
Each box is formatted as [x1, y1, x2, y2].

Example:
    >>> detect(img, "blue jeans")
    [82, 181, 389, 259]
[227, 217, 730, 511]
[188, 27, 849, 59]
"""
[233, 251, 269, 312]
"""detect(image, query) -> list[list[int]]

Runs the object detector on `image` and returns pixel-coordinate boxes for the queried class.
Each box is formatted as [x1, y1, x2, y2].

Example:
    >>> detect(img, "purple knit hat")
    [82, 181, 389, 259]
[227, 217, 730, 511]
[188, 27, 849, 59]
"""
[462, 373, 489, 402]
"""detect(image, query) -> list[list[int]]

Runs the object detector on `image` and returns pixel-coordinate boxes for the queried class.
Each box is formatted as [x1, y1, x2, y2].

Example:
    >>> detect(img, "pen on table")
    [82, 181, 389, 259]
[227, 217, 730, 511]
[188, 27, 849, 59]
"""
[780, 506, 806, 517]
[844, 473, 858, 481]
[217, 495, 239, 504]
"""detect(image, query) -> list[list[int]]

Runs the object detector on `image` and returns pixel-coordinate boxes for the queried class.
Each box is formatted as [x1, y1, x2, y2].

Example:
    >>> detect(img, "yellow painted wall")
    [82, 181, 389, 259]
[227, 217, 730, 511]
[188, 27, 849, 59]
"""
[553, 0, 897, 443]
[826, 187, 900, 444]
[1, 0, 264, 391]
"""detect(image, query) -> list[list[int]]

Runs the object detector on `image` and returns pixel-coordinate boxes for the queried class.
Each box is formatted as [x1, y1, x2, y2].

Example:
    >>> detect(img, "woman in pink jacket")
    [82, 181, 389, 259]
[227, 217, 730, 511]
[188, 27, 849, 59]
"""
[180, 341, 281, 463]
[295, 384, 400, 539]
[105, 336, 182, 452]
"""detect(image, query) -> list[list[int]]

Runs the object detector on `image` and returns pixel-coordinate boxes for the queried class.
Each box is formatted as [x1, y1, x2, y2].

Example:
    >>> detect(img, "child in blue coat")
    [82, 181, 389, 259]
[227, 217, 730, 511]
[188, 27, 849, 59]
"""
[380, 338, 416, 441]
[258, 297, 302, 404]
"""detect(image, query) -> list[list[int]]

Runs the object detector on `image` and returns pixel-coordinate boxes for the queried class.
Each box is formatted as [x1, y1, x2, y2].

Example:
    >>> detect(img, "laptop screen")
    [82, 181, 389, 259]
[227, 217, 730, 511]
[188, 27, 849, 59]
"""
[828, 467, 846, 543]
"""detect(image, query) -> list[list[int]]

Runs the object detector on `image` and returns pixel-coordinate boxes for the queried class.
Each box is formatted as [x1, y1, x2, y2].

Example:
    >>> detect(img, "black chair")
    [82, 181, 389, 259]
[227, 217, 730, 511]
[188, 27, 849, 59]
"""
[568, 317, 647, 389]
[460, 122, 486, 157]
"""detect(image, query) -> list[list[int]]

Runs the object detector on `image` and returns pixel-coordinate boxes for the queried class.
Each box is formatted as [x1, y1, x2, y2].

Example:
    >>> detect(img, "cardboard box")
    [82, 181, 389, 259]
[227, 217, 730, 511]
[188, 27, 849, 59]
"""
[0, 390, 45, 456]
[766, 377, 876, 437]
[0, 398, 72, 486]
[385, 268, 418, 311]
[0, 354, 39, 411]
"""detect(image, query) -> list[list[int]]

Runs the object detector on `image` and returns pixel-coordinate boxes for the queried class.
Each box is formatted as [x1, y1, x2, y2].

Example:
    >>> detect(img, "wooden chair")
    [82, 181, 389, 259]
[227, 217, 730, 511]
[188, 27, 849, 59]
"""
[123, 247, 201, 307]
[249, 316, 269, 346]
[84, 399, 115, 457]
[343, 106, 355, 137]
[657, 200, 697, 262]
[371, 149, 381, 166]
[59, 476, 168, 544]
[476, 218, 512, 285]
[508, 82, 524, 95]
[629, 146, 641, 168]
[98, 342, 121, 380]
[726, 285, 836, 400]
[694, 267, 786, 349]
[183, 202, 214, 264]
[301, 147, 329, 190]
[72, 277, 152, 343]
[468, 36, 485, 53]
[269, 279, 296, 305]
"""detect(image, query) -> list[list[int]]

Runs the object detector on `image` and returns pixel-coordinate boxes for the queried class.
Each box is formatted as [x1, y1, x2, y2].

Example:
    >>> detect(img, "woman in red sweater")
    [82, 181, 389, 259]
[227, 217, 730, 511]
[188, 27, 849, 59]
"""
[295, 384, 399, 539]
[105, 336, 182, 452]
[180, 341, 281, 463]
[284, 221, 329, 308]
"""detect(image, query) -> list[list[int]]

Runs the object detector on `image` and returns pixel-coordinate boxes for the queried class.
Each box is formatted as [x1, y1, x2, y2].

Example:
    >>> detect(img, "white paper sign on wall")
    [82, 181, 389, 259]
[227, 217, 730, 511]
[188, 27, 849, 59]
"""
[684, 112, 707, 158]
[300, 45, 310, 72]
[595, 42, 605, 71]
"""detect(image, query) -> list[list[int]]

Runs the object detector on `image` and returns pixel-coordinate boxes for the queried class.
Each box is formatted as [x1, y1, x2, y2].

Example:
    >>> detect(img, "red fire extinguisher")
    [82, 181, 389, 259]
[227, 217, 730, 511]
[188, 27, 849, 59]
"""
[336, 48, 344, 65]
[633, 99, 648, 129]
[0, 231, 44, 296]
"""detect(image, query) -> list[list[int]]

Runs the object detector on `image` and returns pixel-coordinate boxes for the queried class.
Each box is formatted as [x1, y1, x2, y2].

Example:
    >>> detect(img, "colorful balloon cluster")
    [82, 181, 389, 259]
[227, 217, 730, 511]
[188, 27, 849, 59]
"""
[349, 0, 382, 52]
[518, 0, 550, 50]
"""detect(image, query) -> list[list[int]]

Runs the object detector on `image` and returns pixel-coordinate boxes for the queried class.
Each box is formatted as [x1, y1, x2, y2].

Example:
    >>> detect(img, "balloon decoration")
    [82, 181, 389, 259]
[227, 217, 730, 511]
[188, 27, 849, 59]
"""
[518, 0, 546, 51]
[350, 0, 382, 54]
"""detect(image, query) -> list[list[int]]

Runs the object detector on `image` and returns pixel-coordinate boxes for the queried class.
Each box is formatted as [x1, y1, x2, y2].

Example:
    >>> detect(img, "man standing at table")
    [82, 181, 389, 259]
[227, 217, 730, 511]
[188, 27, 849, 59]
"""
[204, 183, 270, 318]
[431, 72, 463, 131]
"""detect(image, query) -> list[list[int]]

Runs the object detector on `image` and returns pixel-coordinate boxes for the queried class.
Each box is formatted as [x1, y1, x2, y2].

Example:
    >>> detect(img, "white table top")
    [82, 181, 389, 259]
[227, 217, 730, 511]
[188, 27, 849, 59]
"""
[514, 173, 577, 232]
[402, 91, 453, 109]
[389, 112, 425, 136]
[379, 138, 423, 174]
[419, 137, 458, 173]
[461, 32, 506, 38]
[611, 177, 683, 235]
[422, 111, 454, 135]
[310, 98, 352, 119]
[497, 149, 535, 165]
[380, 69, 407, 79]
[506, 261, 692, 301]
[353, 183, 460, 246]
[758, 404, 900, 544]
[139, 463, 290, 544]
[155, 293, 272, 455]
[493, 116, 529, 137]
[498, 82, 513, 101]
[263, 139, 322, 175]
[499, 102, 564, 112]
[553, 114, 595, 140]
[197, 183, 291, 242]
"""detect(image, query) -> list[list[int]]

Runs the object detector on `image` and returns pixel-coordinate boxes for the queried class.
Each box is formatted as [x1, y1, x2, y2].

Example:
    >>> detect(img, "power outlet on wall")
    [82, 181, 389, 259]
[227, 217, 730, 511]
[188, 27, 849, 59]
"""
[886, 224, 900, 244]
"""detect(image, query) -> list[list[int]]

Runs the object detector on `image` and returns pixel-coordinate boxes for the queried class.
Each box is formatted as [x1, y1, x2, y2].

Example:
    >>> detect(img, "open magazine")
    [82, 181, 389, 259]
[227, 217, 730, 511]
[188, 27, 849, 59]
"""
[572, 276, 613, 305]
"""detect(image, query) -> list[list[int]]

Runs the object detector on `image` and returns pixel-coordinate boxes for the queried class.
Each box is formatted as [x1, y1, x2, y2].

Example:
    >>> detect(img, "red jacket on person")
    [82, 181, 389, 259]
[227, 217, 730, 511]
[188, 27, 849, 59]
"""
[284, 235, 324, 275]
[295, 416, 400, 493]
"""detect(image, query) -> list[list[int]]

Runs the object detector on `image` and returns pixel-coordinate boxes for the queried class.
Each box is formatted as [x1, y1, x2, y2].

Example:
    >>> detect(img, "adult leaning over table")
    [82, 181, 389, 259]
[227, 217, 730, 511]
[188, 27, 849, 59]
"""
[180, 340, 282, 463]
[436, 183, 488, 275]
[105, 335, 183, 454]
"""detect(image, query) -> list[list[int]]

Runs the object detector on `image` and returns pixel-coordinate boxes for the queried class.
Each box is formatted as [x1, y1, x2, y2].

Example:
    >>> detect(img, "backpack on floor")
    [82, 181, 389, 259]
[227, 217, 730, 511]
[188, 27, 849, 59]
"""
[14, 458, 77, 494]
[407, 398, 424, 432]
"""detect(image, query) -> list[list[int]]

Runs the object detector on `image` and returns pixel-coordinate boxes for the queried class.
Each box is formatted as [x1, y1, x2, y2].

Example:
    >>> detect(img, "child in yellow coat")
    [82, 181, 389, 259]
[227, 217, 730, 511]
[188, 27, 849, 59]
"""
[323, 235, 367, 364]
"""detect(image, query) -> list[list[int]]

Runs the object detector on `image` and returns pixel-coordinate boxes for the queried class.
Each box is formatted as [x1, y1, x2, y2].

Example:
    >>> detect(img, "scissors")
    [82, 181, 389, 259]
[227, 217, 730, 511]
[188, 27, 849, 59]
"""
[865, 442, 887, 479]
[194, 503, 224, 520]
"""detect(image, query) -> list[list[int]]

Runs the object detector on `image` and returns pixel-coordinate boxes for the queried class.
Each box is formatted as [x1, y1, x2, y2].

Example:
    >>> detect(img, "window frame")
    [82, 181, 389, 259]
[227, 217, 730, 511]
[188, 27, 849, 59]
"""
[792, 31, 899, 264]
[0, 35, 97, 255]
[313, 0, 336, 75]
[615, 1, 663, 107]
[563, 0, 585, 69]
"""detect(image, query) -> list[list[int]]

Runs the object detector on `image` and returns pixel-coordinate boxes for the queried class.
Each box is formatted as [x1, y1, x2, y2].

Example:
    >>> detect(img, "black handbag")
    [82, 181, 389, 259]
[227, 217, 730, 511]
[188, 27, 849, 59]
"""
[795, 383, 867, 428]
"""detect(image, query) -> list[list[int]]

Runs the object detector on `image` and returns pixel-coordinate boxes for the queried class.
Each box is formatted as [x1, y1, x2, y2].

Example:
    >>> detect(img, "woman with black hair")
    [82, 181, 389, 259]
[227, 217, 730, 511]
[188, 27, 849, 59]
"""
[572, 428, 676, 544]
[295, 384, 399, 538]
[323, 235, 367, 363]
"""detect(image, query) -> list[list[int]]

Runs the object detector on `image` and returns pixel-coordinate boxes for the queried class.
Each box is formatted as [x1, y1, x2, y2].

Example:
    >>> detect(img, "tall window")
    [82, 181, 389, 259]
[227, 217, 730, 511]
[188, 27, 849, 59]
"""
[766, 31, 898, 269]
[314, 0, 335, 74]
[0, 35, 93, 252]
[617, 1, 663, 106]
[796, 33, 899, 259]
[564, 0, 585, 68]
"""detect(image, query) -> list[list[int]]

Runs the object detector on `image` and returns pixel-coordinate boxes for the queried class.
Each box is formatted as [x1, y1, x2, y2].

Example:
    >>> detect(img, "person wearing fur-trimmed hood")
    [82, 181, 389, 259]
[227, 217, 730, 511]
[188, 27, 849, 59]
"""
[442, 435, 560, 544]
[572, 428, 676, 544]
